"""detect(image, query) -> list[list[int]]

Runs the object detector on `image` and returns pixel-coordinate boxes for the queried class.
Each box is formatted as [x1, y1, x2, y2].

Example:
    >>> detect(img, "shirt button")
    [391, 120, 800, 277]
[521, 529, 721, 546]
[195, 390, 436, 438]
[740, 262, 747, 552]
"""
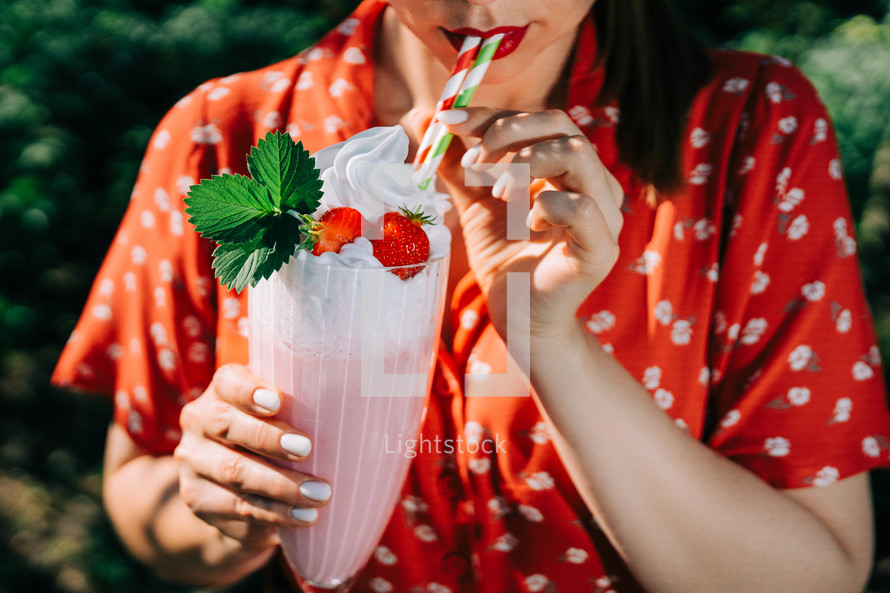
[442, 551, 471, 577]
[438, 472, 463, 499]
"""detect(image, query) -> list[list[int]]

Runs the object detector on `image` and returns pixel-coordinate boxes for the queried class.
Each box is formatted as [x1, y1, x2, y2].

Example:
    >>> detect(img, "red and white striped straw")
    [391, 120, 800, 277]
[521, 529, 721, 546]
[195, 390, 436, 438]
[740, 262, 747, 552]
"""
[413, 35, 481, 165]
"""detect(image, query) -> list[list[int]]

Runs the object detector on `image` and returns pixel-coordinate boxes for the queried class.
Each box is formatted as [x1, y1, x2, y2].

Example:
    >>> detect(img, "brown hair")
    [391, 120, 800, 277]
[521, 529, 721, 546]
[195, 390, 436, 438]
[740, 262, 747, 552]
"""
[592, 0, 714, 196]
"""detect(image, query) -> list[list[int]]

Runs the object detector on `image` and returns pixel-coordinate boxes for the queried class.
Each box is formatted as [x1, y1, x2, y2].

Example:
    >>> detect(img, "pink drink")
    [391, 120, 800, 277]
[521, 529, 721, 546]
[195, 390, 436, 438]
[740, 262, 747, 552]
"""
[248, 254, 448, 591]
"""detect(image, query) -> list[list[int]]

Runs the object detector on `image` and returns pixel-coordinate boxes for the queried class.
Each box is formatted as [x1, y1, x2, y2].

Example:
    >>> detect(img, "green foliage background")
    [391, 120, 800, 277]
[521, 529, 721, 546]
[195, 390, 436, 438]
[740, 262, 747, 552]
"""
[0, 0, 888, 591]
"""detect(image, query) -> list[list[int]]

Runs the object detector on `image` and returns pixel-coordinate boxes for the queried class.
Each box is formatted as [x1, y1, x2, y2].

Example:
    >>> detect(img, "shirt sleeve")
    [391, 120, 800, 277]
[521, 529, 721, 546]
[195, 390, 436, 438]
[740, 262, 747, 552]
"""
[51, 87, 221, 454]
[705, 58, 890, 488]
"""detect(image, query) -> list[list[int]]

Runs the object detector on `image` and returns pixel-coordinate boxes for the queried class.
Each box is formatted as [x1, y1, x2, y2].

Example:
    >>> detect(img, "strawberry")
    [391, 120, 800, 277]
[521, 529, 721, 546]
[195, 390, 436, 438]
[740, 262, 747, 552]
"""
[300, 207, 363, 255]
[372, 206, 435, 280]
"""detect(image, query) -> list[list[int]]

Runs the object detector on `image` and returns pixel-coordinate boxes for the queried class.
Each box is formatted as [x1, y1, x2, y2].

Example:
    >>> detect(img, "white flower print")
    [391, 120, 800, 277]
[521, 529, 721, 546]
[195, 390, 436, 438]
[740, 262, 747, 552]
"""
[525, 471, 555, 491]
[673, 221, 685, 240]
[690, 127, 711, 148]
[751, 270, 770, 294]
[655, 301, 673, 325]
[155, 286, 167, 308]
[563, 547, 589, 564]
[568, 105, 594, 126]
[191, 123, 223, 144]
[604, 106, 620, 124]
[832, 398, 853, 423]
[324, 115, 346, 134]
[305, 47, 330, 61]
[688, 163, 712, 185]
[518, 504, 544, 522]
[778, 187, 804, 213]
[764, 436, 791, 457]
[812, 466, 839, 487]
[140, 210, 155, 229]
[863, 436, 881, 458]
[491, 533, 520, 552]
[464, 421, 485, 445]
[158, 348, 176, 372]
[528, 421, 552, 444]
[427, 584, 451, 593]
[368, 577, 394, 593]
[776, 167, 791, 195]
[654, 388, 674, 410]
[738, 156, 755, 175]
[867, 345, 882, 365]
[98, 278, 114, 297]
[127, 409, 143, 434]
[153, 129, 171, 149]
[720, 409, 741, 429]
[852, 361, 875, 381]
[586, 310, 616, 334]
[727, 323, 740, 342]
[754, 242, 768, 266]
[786, 215, 809, 240]
[413, 524, 438, 543]
[812, 118, 828, 144]
[829, 158, 843, 180]
[207, 87, 230, 101]
[777, 116, 798, 135]
[170, 210, 184, 236]
[722, 77, 750, 94]
[374, 546, 398, 566]
[468, 458, 491, 475]
[788, 345, 814, 371]
[631, 250, 662, 275]
[468, 358, 492, 375]
[150, 322, 168, 346]
[222, 297, 240, 320]
[343, 47, 367, 64]
[159, 260, 174, 283]
[337, 17, 359, 34]
[270, 77, 291, 93]
[329, 78, 353, 97]
[259, 71, 283, 89]
[706, 262, 720, 282]
[786, 387, 811, 406]
[106, 343, 123, 360]
[183, 315, 202, 338]
[740, 318, 768, 345]
[698, 367, 711, 386]
[176, 175, 194, 195]
[836, 309, 852, 333]
[296, 71, 313, 90]
[460, 309, 480, 329]
[133, 385, 149, 404]
[488, 496, 510, 519]
[524, 574, 551, 592]
[800, 281, 826, 302]
[643, 366, 662, 390]
[401, 495, 429, 514]
[671, 319, 692, 345]
[693, 218, 716, 240]
[260, 111, 281, 130]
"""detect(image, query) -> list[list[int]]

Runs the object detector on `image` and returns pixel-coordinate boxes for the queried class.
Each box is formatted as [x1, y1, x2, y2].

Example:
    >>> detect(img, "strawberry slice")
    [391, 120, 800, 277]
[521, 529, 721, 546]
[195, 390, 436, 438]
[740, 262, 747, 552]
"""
[371, 206, 435, 280]
[301, 207, 362, 255]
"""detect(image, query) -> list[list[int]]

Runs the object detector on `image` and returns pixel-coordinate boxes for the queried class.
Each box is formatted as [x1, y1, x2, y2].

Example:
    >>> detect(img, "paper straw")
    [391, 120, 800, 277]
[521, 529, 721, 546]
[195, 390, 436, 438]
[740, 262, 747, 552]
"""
[414, 33, 504, 191]
[413, 35, 481, 165]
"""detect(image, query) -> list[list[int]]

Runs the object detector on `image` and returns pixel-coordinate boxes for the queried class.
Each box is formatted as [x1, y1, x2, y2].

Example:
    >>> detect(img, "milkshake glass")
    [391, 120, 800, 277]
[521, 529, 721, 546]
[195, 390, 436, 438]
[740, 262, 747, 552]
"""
[248, 252, 448, 592]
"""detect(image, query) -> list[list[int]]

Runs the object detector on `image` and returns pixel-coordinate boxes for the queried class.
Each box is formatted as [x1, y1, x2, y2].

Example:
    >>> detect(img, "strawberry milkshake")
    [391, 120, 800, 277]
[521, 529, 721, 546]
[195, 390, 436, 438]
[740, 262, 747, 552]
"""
[248, 126, 450, 591]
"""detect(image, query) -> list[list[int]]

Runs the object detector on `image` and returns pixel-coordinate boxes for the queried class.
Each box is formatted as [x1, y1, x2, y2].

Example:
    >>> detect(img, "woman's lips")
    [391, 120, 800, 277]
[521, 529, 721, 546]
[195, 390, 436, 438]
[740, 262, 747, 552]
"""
[444, 25, 529, 59]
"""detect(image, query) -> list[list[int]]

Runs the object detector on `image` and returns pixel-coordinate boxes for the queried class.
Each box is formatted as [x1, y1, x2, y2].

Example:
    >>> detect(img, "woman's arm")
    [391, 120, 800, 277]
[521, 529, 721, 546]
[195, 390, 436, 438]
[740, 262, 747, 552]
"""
[529, 326, 873, 593]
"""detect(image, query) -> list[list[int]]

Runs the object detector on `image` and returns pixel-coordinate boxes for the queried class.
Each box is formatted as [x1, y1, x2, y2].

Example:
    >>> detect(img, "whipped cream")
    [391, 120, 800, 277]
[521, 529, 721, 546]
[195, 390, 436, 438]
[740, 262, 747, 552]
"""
[296, 125, 452, 268]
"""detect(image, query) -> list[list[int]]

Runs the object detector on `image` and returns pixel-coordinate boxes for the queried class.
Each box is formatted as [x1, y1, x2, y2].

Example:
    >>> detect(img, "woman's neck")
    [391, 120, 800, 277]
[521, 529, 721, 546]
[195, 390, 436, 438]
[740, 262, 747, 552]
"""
[374, 7, 575, 130]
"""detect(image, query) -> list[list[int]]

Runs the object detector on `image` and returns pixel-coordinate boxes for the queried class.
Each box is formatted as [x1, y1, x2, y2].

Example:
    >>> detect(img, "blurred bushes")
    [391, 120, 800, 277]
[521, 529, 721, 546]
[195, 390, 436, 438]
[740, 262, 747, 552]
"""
[1, 0, 889, 592]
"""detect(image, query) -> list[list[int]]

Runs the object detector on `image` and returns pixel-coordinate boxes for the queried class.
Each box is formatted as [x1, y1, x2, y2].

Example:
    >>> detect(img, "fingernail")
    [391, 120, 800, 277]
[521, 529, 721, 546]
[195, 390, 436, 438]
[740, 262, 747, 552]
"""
[436, 109, 468, 124]
[281, 433, 312, 457]
[525, 210, 534, 229]
[253, 388, 280, 413]
[461, 145, 481, 168]
[290, 507, 318, 523]
[492, 172, 510, 199]
[300, 480, 332, 502]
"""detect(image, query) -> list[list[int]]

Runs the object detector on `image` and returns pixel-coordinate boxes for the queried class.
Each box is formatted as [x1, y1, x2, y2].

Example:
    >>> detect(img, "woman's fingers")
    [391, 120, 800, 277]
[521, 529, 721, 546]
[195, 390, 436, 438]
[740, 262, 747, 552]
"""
[211, 363, 282, 416]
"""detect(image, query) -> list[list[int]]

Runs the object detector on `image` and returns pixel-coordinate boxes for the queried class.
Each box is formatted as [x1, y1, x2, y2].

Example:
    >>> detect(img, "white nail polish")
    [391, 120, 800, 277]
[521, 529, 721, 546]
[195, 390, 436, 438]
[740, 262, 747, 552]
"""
[300, 481, 332, 502]
[281, 433, 312, 457]
[436, 109, 468, 124]
[252, 389, 280, 413]
[525, 210, 534, 229]
[290, 507, 318, 523]
[492, 172, 509, 199]
[461, 145, 481, 168]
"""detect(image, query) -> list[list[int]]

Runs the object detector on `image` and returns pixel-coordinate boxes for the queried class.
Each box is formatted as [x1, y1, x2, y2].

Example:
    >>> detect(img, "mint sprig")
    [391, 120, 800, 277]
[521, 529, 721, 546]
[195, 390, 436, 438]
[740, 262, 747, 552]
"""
[185, 131, 323, 292]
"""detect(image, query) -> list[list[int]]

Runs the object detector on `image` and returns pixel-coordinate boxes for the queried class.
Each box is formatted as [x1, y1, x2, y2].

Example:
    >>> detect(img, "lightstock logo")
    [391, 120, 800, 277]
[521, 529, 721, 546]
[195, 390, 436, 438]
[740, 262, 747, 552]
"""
[358, 161, 532, 399]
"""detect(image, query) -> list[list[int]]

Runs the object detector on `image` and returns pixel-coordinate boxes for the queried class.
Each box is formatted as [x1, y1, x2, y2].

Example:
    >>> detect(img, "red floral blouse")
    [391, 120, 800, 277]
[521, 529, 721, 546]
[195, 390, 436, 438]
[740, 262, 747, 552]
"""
[53, 1, 890, 591]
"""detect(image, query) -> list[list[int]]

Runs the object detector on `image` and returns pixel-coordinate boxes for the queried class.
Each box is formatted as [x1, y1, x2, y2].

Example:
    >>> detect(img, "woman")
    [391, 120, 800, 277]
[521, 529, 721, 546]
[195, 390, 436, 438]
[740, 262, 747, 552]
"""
[53, 0, 890, 591]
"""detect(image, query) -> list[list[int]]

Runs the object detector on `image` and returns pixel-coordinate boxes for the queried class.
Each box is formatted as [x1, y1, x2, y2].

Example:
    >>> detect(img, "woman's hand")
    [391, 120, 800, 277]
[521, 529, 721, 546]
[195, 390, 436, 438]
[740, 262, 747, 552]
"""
[173, 363, 331, 551]
[435, 107, 625, 340]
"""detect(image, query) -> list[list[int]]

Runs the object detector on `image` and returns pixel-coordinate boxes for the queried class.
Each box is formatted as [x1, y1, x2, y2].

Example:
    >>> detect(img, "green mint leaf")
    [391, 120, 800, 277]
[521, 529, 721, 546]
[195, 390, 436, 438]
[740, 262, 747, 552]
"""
[211, 213, 302, 293]
[185, 174, 276, 244]
[247, 131, 323, 215]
